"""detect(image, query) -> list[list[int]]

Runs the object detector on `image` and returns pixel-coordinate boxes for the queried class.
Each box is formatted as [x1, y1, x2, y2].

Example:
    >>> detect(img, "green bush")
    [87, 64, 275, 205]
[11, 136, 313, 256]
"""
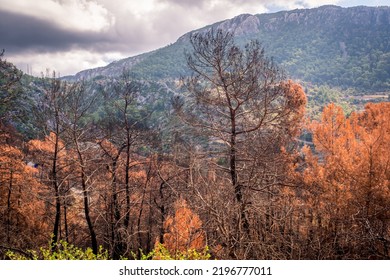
[6, 240, 108, 260]
[133, 243, 212, 260]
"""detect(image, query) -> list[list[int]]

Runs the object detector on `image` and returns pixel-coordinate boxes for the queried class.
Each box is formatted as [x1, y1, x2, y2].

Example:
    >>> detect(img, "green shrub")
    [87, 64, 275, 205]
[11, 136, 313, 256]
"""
[6, 240, 108, 260]
[134, 243, 212, 260]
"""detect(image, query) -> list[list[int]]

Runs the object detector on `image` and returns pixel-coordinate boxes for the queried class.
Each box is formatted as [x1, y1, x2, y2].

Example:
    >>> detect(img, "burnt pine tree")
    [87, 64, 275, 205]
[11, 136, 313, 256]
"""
[97, 72, 149, 259]
[63, 81, 99, 254]
[31, 73, 68, 251]
[175, 29, 306, 250]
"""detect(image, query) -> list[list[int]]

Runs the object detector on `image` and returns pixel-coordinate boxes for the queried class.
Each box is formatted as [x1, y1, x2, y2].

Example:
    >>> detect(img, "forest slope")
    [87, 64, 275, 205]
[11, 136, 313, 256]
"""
[69, 5, 390, 92]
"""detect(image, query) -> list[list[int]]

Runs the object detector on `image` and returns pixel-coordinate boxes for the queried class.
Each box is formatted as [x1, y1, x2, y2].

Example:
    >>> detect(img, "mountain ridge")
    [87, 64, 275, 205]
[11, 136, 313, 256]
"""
[66, 5, 390, 92]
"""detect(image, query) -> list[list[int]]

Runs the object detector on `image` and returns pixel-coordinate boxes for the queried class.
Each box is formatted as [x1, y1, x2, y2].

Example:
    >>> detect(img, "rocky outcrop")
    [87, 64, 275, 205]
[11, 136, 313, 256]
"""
[215, 14, 260, 35]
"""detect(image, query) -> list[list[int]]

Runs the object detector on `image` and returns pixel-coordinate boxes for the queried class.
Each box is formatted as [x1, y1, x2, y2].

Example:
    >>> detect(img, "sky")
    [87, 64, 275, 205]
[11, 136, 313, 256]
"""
[1, 0, 389, 76]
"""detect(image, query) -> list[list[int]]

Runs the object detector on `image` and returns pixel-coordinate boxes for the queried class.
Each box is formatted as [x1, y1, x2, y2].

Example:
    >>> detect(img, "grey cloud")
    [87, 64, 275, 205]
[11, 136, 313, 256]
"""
[0, 9, 114, 55]
[1, 0, 269, 57]
[157, 0, 207, 8]
[157, 0, 261, 7]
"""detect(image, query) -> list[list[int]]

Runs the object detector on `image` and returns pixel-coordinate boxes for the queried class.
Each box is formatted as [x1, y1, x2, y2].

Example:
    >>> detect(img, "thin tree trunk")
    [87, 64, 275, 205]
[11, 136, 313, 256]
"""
[75, 142, 98, 255]
[124, 136, 131, 230]
[51, 128, 61, 250]
[112, 159, 123, 259]
[6, 170, 13, 244]
[158, 182, 166, 244]
[63, 201, 69, 243]
[136, 162, 152, 258]
[230, 113, 249, 234]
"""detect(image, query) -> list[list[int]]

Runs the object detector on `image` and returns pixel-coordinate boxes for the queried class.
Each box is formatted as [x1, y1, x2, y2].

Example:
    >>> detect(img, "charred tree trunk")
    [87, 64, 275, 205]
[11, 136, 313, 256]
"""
[6, 170, 13, 245]
[229, 109, 249, 236]
[75, 145, 98, 255]
[111, 159, 124, 259]
[124, 138, 131, 230]
[51, 122, 61, 250]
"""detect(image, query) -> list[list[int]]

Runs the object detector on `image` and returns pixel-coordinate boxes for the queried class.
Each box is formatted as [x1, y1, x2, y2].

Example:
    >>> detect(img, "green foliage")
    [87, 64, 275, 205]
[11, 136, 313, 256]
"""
[0, 52, 24, 120]
[131, 42, 189, 79]
[6, 240, 109, 260]
[134, 243, 212, 260]
[305, 85, 359, 119]
[6, 240, 210, 260]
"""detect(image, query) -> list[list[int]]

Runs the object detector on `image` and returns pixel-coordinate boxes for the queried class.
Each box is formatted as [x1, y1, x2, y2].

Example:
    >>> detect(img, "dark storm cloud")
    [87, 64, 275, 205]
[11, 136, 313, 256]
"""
[0, 9, 113, 55]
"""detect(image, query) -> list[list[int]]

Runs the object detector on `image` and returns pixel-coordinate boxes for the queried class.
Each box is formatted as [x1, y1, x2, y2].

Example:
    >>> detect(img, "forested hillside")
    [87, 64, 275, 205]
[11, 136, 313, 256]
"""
[0, 6, 389, 260]
[66, 5, 390, 119]
[70, 5, 390, 93]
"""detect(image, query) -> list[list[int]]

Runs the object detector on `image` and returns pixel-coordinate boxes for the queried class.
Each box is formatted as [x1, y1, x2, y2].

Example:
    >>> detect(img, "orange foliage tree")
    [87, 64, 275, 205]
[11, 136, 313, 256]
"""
[0, 135, 48, 252]
[28, 132, 70, 245]
[300, 103, 390, 258]
[162, 198, 206, 256]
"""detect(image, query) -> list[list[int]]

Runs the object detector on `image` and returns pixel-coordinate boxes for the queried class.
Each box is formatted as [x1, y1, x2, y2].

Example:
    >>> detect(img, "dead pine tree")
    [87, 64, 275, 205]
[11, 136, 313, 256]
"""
[174, 29, 306, 258]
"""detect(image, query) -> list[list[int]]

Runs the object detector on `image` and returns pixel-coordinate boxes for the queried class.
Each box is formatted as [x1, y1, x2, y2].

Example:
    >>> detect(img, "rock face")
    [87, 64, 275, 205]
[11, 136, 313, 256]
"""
[176, 5, 390, 38]
[66, 5, 390, 91]
[281, 5, 390, 27]
[215, 14, 261, 35]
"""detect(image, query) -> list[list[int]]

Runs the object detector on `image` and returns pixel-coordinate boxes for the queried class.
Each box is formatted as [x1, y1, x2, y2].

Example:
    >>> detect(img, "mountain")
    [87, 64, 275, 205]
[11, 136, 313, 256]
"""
[67, 5, 390, 92]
